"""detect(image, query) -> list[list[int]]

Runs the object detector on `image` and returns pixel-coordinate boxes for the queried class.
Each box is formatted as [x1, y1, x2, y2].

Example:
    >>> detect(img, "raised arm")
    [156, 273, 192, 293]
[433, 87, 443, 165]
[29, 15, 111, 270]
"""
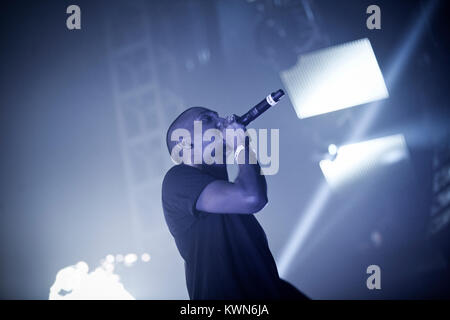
[196, 123, 268, 214]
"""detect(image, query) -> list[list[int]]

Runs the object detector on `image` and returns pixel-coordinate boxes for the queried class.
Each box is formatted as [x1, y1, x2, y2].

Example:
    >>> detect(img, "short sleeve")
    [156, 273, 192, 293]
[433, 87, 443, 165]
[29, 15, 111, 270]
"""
[162, 164, 217, 218]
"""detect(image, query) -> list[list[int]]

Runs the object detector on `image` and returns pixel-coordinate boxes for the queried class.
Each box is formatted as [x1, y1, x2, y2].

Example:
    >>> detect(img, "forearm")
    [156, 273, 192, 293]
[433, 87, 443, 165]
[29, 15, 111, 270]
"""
[234, 146, 268, 202]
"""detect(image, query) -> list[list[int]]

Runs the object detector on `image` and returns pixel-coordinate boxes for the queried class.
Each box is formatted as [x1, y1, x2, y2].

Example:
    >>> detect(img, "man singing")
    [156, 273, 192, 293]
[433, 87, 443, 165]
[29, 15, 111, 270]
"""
[161, 106, 307, 299]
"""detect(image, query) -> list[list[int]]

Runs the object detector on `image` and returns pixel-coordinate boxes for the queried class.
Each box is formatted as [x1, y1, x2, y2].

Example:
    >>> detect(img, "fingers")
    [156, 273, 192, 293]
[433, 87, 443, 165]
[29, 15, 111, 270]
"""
[225, 115, 245, 130]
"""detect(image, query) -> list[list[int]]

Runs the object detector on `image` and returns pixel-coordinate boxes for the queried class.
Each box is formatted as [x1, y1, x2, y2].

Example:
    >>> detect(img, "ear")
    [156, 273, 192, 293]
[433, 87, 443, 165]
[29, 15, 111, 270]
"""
[180, 139, 193, 150]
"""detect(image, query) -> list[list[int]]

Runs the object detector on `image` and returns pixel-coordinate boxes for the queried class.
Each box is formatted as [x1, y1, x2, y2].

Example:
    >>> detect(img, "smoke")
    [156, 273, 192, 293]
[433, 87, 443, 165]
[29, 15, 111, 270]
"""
[49, 253, 151, 300]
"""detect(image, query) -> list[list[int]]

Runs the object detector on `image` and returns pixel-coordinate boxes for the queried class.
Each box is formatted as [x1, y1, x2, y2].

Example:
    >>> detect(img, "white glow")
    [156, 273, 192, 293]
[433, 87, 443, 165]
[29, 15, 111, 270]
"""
[277, 0, 439, 278]
[106, 254, 115, 264]
[76, 261, 89, 274]
[124, 253, 138, 267]
[277, 184, 331, 276]
[328, 144, 337, 156]
[319, 134, 409, 188]
[115, 254, 124, 262]
[371, 230, 383, 247]
[49, 260, 134, 300]
[141, 253, 151, 262]
[280, 38, 389, 119]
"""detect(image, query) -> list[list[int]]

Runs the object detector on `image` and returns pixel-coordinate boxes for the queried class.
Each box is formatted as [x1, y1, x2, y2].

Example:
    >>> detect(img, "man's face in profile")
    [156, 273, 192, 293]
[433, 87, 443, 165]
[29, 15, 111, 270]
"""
[193, 109, 230, 164]
[168, 107, 232, 166]
[195, 109, 226, 135]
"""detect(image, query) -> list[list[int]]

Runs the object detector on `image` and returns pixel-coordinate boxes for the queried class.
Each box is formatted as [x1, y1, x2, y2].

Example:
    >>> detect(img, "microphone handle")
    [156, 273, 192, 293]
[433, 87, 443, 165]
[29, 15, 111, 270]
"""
[237, 89, 285, 126]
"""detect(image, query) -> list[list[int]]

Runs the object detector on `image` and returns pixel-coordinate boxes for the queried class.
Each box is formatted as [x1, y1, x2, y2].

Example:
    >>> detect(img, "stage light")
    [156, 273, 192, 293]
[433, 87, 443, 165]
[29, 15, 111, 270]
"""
[49, 260, 134, 300]
[141, 253, 151, 262]
[124, 253, 138, 267]
[106, 254, 115, 264]
[276, 183, 331, 276]
[76, 261, 89, 274]
[371, 230, 383, 248]
[319, 134, 409, 188]
[328, 144, 337, 156]
[277, 0, 439, 278]
[280, 38, 389, 119]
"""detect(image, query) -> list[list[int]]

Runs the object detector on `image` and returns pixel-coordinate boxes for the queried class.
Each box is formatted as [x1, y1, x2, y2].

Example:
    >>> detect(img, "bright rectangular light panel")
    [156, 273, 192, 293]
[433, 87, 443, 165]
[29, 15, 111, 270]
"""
[280, 38, 389, 119]
[319, 134, 409, 188]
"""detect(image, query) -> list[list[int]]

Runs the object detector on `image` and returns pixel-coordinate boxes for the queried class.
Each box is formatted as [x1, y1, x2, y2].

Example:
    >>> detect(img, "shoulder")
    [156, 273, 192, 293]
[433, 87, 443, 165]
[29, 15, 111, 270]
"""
[161, 164, 217, 216]
[162, 164, 206, 193]
[163, 164, 198, 185]
[162, 164, 218, 196]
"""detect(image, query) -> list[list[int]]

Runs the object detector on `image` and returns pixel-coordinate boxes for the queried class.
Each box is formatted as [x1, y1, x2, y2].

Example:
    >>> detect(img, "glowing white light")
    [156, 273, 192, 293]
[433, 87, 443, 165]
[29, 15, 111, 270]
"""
[101, 260, 114, 273]
[371, 230, 383, 247]
[280, 38, 389, 119]
[328, 144, 338, 156]
[277, 184, 331, 276]
[76, 261, 89, 274]
[124, 253, 138, 267]
[141, 253, 151, 262]
[277, 0, 440, 278]
[319, 134, 409, 188]
[106, 254, 115, 264]
[49, 261, 134, 300]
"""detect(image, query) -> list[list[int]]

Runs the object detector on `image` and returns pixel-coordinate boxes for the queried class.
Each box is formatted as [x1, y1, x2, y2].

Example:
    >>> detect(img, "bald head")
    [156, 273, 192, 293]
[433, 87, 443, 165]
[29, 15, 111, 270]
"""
[166, 107, 211, 154]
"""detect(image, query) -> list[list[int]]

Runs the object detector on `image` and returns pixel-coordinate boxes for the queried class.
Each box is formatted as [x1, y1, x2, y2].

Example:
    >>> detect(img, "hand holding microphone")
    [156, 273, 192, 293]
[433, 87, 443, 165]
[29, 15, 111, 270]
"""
[225, 118, 249, 164]
[224, 114, 247, 156]
[225, 88, 285, 140]
[223, 89, 285, 162]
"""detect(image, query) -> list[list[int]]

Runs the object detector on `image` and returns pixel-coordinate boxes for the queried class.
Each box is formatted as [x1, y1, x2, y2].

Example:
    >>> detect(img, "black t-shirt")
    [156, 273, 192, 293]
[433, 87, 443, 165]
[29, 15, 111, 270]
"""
[161, 164, 284, 299]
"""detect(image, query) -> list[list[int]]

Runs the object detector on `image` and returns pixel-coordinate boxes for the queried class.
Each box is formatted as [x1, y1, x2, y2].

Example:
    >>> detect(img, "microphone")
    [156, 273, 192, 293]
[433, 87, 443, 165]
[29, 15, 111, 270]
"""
[235, 89, 285, 126]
